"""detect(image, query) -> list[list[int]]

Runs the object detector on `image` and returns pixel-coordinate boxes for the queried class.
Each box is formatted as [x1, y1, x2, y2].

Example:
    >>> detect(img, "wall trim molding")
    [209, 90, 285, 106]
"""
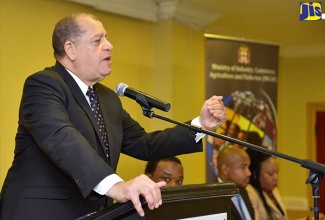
[280, 44, 325, 58]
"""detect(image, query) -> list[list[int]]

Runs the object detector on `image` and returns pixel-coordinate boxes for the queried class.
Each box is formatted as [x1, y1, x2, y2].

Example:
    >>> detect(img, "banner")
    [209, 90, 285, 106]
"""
[205, 34, 279, 182]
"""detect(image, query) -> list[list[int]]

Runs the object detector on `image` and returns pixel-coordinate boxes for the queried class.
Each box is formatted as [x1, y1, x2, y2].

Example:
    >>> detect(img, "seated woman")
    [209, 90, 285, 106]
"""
[246, 149, 324, 220]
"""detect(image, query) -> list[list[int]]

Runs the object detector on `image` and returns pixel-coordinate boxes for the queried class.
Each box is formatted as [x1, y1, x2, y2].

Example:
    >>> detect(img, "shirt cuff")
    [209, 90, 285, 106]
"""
[191, 116, 206, 143]
[93, 174, 124, 195]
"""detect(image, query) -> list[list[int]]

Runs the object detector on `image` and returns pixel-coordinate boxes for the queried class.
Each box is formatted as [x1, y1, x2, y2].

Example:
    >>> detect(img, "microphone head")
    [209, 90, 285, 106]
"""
[115, 83, 128, 96]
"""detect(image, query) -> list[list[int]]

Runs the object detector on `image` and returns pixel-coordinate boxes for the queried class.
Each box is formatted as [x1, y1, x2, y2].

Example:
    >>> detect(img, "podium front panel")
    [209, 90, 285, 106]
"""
[80, 182, 238, 220]
[146, 182, 237, 219]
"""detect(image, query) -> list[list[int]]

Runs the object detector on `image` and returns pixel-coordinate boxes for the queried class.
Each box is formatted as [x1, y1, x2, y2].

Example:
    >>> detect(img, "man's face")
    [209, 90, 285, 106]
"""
[226, 153, 251, 187]
[73, 16, 113, 84]
[259, 157, 279, 193]
[149, 161, 184, 187]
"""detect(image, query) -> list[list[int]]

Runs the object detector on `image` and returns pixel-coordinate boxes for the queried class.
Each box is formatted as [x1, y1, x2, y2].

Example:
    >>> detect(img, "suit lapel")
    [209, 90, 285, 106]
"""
[53, 62, 109, 161]
[217, 179, 245, 220]
[230, 201, 242, 220]
[240, 187, 255, 220]
[263, 189, 285, 218]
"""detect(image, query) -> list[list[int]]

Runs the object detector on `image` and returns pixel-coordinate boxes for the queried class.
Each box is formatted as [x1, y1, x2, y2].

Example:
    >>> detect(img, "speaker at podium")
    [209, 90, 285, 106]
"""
[77, 182, 238, 220]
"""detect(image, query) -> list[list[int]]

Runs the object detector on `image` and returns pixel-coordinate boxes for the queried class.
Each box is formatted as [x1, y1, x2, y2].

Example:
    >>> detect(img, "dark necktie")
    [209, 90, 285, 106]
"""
[86, 87, 109, 161]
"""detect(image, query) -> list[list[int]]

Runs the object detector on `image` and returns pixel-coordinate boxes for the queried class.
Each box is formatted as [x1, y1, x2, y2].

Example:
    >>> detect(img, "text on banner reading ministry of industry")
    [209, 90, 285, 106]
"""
[209, 63, 277, 83]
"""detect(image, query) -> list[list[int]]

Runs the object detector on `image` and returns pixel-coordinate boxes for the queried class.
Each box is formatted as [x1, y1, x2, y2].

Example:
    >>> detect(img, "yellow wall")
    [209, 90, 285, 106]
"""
[0, 0, 206, 185]
[278, 55, 325, 199]
[1, 0, 325, 214]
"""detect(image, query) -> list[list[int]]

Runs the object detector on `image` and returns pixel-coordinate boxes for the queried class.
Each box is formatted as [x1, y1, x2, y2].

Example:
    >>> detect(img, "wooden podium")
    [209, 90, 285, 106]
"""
[79, 182, 238, 220]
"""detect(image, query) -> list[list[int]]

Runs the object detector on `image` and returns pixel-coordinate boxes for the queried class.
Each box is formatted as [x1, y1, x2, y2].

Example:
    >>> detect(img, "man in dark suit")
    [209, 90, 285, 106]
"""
[217, 145, 255, 220]
[0, 13, 227, 219]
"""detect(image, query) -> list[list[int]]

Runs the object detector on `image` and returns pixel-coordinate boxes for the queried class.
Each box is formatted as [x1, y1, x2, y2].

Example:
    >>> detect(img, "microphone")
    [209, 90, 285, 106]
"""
[115, 83, 171, 112]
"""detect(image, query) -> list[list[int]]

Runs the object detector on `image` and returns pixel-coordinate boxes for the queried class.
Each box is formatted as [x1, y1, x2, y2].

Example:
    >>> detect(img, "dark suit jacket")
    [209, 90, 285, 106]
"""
[231, 187, 255, 220]
[0, 62, 202, 220]
[217, 179, 255, 220]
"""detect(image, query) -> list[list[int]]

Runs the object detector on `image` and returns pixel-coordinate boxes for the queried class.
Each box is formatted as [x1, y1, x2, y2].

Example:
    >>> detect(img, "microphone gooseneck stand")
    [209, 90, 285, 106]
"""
[136, 95, 324, 220]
